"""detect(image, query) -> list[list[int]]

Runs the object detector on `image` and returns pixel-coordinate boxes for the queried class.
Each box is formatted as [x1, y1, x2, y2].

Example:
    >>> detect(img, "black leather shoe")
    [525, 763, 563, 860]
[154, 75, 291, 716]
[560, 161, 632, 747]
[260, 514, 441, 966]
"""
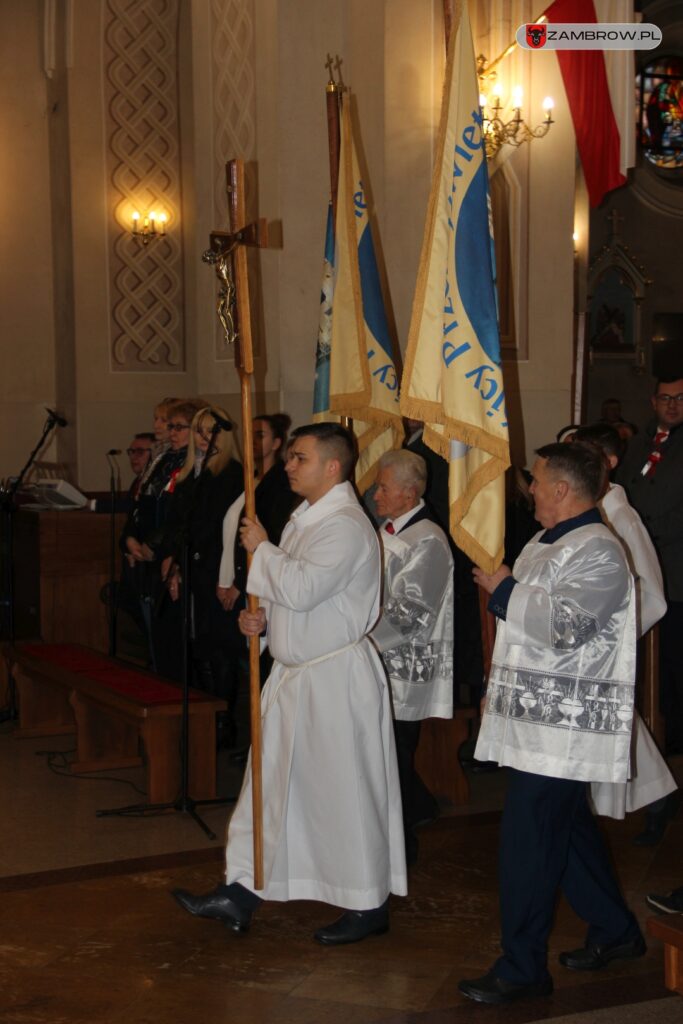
[458, 970, 553, 1005]
[468, 760, 501, 774]
[314, 905, 388, 946]
[171, 887, 251, 932]
[559, 935, 645, 971]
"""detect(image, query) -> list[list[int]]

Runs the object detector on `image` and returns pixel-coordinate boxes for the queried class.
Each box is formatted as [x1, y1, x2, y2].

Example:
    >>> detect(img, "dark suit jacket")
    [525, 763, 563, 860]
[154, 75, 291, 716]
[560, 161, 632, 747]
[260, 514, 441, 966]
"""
[233, 461, 298, 593]
[395, 504, 439, 535]
[617, 421, 683, 602]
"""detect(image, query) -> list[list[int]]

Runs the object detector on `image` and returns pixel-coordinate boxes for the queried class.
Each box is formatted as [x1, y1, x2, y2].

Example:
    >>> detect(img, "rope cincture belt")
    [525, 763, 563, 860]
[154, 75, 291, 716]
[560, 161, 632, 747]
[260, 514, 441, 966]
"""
[266, 637, 367, 710]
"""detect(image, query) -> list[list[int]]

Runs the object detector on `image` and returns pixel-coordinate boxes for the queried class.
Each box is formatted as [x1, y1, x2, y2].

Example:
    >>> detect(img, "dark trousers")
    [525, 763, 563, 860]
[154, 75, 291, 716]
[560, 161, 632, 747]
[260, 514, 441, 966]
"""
[659, 601, 683, 754]
[495, 769, 640, 985]
[393, 720, 439, 863]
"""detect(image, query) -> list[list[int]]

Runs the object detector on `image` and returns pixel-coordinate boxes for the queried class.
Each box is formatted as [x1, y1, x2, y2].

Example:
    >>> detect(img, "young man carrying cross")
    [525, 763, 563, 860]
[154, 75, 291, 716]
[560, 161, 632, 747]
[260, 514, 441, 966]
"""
[173, 423, 407, 944]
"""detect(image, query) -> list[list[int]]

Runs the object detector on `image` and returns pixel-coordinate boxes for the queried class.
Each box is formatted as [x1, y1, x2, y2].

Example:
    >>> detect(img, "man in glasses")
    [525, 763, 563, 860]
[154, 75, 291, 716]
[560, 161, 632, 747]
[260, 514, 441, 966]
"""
[618, 375, 683, 757]
[90, 432, 154, 511]
[127, 432, 155, 499]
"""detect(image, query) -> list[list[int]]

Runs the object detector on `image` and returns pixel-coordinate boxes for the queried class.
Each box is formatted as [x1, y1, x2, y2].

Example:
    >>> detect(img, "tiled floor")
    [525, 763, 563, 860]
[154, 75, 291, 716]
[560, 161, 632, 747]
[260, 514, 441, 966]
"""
[1, 724, 681, 1023]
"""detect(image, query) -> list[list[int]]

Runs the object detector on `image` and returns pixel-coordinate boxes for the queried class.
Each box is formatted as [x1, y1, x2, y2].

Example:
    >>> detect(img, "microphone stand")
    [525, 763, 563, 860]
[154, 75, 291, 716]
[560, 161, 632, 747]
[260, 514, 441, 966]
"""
[0, 411, 64, 720]
[97, 421, 236, 839]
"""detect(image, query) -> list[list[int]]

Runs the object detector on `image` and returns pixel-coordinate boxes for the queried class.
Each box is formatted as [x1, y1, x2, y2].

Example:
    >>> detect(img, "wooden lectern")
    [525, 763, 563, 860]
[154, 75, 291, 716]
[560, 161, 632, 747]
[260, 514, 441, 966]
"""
[8, 509, 125, 652]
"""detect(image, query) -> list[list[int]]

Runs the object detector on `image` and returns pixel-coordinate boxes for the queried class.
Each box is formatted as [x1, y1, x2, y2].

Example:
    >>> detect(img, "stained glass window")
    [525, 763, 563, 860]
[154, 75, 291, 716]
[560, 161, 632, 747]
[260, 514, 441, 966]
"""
[637, 56, 683, 170]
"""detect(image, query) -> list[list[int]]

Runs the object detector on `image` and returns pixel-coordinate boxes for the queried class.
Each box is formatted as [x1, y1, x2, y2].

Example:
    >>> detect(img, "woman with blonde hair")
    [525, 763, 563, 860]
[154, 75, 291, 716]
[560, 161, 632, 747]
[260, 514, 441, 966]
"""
[175, 405, 242, 483]
[161, 406, 243, 723]
[121, 396, 204, 679]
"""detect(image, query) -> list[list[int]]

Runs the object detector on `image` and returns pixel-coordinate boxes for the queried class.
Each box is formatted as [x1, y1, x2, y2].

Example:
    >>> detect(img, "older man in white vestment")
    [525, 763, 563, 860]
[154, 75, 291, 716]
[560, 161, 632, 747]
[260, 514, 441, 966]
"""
[173, 423, 407, 945]
[371, 450, 454, 864]
[459, 442, 645, 1006]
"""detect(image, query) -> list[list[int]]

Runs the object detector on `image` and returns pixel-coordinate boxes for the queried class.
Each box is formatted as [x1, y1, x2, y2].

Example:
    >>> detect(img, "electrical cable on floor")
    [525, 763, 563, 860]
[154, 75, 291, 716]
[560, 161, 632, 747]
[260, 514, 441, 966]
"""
[34, 749, 148, 798]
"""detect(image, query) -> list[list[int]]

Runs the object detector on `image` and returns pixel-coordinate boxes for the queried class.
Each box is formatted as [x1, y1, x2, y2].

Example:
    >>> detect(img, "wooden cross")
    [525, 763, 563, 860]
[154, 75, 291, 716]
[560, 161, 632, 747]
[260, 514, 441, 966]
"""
[204, 159, 270, 889]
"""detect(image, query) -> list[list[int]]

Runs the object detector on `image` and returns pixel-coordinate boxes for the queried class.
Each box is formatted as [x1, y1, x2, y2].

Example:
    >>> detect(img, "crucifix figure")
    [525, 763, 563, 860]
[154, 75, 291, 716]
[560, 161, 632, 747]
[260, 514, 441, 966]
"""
[203, 160, 270, 888]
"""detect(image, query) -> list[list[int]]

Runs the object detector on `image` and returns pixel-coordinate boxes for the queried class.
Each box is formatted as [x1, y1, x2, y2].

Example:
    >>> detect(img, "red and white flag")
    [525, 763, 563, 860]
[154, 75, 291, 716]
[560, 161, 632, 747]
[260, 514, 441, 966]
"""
[545, 0, 634, 206]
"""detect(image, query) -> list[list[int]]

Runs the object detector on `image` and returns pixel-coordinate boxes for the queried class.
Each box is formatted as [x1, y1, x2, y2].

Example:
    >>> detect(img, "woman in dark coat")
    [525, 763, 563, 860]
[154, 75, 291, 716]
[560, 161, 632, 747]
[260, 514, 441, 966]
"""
[120, 397, 204, 678]
[216, 413, 298, 749]
[217, 413, 297, 609]
[162, 406, 243, 709]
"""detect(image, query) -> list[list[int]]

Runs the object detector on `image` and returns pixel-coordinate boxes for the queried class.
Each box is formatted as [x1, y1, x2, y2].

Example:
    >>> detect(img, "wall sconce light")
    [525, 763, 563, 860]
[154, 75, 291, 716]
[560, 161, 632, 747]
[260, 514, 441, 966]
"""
[132, 210, 167, 245]
[477, 68, 554, 160]
[476, 16, 555, 161]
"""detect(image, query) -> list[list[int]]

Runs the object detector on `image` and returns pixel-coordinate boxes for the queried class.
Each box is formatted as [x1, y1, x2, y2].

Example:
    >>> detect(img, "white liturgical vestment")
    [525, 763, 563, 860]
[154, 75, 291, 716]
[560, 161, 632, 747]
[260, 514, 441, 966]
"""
[475, 521, 638, 784]
[225, 482, 407, 909]
[590, 484, 676, 818]
[372, 514, 454, 721]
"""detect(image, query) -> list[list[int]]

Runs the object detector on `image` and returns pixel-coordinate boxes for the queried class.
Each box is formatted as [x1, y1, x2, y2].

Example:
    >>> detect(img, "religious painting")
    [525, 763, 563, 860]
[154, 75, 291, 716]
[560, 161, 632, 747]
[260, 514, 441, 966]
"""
[637, 55, 683, 171]
[588, 267, 636, 356]
[587, 212, 650, 369]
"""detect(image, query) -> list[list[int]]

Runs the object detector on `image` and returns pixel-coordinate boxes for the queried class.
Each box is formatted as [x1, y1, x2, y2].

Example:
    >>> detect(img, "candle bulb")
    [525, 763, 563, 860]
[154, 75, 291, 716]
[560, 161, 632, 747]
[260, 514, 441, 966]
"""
[512, 86, 523, 111]
[543, 96, 555, 121]
[132, 211, 140, 233]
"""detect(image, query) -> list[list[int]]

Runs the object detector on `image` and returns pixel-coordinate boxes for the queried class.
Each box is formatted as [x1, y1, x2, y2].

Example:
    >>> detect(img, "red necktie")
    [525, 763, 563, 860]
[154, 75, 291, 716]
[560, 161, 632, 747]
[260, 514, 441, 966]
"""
[385, 522, 395, 534]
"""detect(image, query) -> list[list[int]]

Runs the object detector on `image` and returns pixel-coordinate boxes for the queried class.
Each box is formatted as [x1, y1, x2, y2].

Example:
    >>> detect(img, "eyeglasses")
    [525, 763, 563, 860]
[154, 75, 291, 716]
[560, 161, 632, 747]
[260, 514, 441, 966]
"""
[126, 447, 151, 456]
[654, 394, 683, 405]
[167, 422, 190, 432]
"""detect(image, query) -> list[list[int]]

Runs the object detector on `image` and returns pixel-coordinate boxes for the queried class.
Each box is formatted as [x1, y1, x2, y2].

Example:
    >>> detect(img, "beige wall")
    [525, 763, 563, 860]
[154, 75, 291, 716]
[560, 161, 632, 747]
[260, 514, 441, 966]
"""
[0, 0, 58, 477]
[509, 47, 576, 461]
[0, 0, 578, 493]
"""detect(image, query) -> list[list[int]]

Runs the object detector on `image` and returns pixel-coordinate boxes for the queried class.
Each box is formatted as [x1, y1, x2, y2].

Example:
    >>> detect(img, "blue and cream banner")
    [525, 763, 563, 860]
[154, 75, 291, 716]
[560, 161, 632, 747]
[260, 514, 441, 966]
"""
[400, 0, 510, 572]
[315, 92, 403, 493]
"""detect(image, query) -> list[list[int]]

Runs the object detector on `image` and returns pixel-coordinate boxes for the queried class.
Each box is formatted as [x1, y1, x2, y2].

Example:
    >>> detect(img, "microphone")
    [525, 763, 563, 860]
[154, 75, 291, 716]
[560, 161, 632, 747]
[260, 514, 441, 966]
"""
[107, 449, 122, 456]
[208, 410, 233, 432]
[45, 407, 68, 427]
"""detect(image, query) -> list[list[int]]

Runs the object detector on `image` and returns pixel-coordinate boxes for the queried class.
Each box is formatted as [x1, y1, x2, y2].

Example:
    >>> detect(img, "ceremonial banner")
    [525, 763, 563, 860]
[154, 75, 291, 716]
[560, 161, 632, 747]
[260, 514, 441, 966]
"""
[400, 0, 509, 574]
[314, 92, 403, 493]
[313, 203, 335, 417]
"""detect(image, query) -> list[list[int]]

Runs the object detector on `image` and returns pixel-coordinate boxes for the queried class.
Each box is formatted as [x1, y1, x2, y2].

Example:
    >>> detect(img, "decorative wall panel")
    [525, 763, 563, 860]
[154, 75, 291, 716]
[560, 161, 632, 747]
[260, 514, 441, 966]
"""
[105, 0, 185, 371]
[211, 0, 257, 359]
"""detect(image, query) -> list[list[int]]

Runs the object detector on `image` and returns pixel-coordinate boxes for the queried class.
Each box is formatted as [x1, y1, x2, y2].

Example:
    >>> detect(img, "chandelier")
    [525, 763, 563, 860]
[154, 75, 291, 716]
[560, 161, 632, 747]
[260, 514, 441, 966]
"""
[475, 17, 554, 161]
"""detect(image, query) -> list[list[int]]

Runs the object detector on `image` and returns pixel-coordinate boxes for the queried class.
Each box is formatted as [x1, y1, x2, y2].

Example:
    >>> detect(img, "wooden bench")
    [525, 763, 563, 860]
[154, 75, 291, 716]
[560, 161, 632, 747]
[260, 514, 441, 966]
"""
[415, 708, 477, 806]
[648, 915, 683, 996]
[5, 642, 226, 805]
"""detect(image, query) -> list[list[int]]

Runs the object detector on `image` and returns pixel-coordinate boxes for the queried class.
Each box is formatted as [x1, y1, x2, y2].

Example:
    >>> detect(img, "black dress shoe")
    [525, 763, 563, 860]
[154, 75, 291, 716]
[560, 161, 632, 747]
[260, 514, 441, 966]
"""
[314, 904, 389, 946]
[647, 888, 683, 915]
[468, 760, 501, 774]
[171, 887, 251, 932]
[559, 934, 645, 971]
[458, 970, 553, 1005]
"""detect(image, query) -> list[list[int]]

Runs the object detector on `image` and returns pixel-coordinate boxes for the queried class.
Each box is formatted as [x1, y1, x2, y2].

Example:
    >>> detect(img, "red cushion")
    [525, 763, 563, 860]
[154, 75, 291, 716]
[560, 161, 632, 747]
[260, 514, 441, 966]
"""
[20, 643, 203, 706]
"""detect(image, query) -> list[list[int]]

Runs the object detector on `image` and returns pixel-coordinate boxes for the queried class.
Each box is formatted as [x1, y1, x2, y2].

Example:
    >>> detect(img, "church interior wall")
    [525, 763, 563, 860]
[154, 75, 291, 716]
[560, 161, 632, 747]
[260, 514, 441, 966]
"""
[0, 0, 59, 481]
[1, 0, 584, 492]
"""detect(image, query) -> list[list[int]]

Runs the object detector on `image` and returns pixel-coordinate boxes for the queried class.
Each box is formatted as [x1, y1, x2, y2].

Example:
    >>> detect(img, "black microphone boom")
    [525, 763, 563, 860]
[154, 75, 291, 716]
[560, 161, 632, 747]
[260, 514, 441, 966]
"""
[45, 407, 68, 427]
[107, 449, 122, 456]
[209, 410, 233, 432]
